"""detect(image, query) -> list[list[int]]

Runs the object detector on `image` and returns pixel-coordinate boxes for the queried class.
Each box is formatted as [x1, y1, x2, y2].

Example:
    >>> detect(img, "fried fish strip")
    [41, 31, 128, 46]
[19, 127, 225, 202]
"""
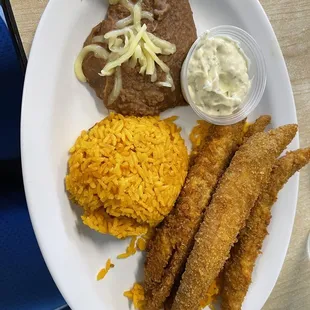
[244, 115, 271, 140]
[162, 116, 272, 310]
[171, 124, 298, 310]
[144, 121, 246, 310]
[221, 147, 310, 310]
[145, 117, 272, 310]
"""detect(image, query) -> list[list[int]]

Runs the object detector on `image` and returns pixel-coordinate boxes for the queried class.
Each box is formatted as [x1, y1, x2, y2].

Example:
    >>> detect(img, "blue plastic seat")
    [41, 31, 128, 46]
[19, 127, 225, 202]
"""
[0, 11, 67, 310]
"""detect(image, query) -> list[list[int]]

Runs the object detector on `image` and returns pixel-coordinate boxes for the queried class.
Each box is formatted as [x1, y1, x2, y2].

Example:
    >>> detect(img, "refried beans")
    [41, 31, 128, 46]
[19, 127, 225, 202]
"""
[81, 0, 197, 116]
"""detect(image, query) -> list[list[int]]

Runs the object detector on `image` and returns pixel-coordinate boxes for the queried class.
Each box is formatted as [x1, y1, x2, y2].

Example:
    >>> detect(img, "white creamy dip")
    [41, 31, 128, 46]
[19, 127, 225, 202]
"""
[187, 33, 251, 116]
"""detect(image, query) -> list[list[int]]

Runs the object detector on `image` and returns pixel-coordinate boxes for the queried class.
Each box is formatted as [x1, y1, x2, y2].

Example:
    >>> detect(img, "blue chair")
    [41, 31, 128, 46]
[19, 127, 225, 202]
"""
[0, 3, 67, 309]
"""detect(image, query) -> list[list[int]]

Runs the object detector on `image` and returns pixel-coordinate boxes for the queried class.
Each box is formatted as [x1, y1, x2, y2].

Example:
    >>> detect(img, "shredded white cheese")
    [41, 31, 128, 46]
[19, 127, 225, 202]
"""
[74, 45, 109, 82]
[108, 67, 122, 106]
[101, 1, 175, 79]
[92, 35, 106, 43]
[74, 0, 177, 105]
[100, 24, 147, 76]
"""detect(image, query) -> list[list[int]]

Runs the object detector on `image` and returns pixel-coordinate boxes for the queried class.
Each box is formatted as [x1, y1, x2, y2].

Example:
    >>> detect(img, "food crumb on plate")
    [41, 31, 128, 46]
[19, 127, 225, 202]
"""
[117, 236, 138, 259]
[243, 121, 251, 133]
[124, 283, 145, 310]
[136, 237, 147, 251]
[118, 228, 155, 259]
[97, 258, 114, 281]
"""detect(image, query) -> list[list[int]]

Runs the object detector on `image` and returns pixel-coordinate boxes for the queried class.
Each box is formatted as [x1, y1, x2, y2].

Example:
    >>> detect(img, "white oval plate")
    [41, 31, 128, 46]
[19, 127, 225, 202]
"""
[21, 0, 299, 309]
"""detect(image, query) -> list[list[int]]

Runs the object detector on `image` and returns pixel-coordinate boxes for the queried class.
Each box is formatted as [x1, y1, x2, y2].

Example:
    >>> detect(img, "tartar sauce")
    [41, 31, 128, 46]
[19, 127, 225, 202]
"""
[187, 33, 251, 116]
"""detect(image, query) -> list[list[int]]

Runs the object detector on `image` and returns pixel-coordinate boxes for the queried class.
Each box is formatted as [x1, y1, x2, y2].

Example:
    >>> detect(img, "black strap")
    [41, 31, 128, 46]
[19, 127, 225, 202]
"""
[1, 0, 27, 74]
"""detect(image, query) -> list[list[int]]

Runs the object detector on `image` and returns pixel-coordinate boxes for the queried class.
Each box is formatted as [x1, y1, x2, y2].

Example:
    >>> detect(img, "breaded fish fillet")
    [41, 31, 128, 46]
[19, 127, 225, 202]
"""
[144, 121, 246, 310]
[162, 116, 272, 310]
[244, 115, 271, 140]
[144, 117, 272, 310]
[171, 124, 298, 310]
[221, 147, 310, 310]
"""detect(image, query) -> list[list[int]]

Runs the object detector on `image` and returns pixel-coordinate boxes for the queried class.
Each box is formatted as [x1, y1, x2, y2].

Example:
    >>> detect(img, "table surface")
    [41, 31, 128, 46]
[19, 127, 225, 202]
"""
[10, 0, 310, 309]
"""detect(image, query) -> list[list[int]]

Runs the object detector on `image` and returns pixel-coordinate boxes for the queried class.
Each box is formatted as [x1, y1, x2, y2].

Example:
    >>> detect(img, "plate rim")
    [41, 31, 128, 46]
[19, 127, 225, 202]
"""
[21, 0, 300, 309]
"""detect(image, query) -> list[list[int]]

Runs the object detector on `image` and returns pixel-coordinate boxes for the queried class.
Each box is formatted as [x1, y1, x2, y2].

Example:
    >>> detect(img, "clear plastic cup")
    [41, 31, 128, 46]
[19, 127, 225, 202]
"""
[181, 25, 267, 125]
